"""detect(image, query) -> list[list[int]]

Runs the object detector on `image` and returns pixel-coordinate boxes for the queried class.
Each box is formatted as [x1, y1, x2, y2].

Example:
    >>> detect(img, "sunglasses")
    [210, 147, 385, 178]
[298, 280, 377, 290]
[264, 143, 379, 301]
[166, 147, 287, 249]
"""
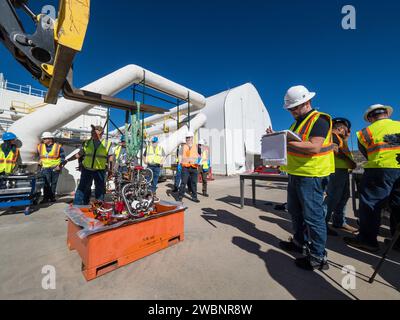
[289, 104, 303, 112]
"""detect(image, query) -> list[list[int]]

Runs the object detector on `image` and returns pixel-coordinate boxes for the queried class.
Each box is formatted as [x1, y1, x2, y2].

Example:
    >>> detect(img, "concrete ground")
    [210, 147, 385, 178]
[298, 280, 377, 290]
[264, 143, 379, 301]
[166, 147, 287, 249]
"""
[0, 176, 399, 300]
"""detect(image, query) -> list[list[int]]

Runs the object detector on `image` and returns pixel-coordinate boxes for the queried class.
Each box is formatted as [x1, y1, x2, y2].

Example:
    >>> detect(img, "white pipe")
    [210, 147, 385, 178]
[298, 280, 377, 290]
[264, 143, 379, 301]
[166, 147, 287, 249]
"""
[145, 110, 202, 137]
[110, 100, 204, 136]
[143, 101, 197, 125]
[159, 112, 207, 156]
[8, 64, 206, 162]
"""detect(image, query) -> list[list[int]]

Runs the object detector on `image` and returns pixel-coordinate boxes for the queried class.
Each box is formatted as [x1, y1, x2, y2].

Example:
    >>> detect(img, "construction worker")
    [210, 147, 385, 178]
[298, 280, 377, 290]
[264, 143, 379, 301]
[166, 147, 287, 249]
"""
[198, 139, 210, 197]
[144, 136, 165, 194]
[37, 132, 65, 203]
[267, 85, 334, 271]
[324, 118, 358, 236]
[344, 104, 400, 252]
[0, 132, 21, 176]
[178, 131, 200, 203]
[173, 144, 184, 192]
[70, 125, 112, 205]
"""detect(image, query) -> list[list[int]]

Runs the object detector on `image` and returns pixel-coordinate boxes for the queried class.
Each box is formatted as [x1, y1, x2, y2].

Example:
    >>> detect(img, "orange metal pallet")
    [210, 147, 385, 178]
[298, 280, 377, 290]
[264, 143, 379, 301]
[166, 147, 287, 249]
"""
[67, 202, 185, 281]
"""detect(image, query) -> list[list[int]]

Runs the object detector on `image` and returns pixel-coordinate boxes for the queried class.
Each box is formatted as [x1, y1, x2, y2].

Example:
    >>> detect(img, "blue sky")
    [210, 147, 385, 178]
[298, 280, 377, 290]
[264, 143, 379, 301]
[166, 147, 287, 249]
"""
[1, 0, 399, 148]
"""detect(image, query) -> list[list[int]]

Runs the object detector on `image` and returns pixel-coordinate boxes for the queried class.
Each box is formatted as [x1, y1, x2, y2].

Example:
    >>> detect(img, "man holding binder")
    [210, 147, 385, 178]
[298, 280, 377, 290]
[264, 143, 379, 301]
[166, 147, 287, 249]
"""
[267, 85, 335, 271]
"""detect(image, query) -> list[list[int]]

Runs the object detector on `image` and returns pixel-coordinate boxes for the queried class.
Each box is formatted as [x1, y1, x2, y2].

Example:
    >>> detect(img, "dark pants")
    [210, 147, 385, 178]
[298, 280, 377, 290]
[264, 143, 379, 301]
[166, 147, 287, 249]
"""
[390, 173, 400, 240]
[41, 168, 60, 201]
[179, 166, 198, 199]
[73, 168, 106, 205]
[198, 166, 208, 194]
[324, 169, 350, 227]
[148, 165, 161, 193]
[287, 175, 329, 261]
[358, 168, 400, 245]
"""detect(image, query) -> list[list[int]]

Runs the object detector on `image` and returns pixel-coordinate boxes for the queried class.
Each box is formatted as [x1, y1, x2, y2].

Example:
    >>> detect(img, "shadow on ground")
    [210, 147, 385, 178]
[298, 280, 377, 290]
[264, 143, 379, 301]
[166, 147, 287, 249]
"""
[232, 236, 353, 300]
[202, 203, 400, 293]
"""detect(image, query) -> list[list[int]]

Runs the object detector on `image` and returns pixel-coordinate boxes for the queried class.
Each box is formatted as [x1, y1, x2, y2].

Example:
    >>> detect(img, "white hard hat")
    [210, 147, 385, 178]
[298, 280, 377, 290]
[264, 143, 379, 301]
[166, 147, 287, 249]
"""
[363, 104, 393, 122]
[41, 132, 55, 139]
[186, 131, 194, 138]
[198, 139, 206, 145]
[284, 85, 316, 110]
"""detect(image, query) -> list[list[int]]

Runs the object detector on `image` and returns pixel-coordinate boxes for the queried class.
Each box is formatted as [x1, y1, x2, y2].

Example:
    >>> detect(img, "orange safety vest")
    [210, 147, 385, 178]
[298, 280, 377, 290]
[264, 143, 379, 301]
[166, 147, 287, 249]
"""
[37, 143, 62, 168]
[333, 132, 354, 170]
[182, 144, 199, 168]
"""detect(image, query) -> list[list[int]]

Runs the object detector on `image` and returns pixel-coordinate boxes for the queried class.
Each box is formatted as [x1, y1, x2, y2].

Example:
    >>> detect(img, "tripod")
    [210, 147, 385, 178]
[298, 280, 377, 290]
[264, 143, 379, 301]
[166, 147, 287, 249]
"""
[369, 223, 400, 283]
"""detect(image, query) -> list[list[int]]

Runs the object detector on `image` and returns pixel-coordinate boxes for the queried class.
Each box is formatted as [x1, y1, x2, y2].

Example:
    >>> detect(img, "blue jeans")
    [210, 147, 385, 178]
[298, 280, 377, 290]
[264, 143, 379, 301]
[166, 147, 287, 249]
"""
[287, 175, 329, 261]
[358, 168, 400, 245]
[41, 168, 60, 200]
[73, 168, 106, 205]
[324, 169, 350, 227]
[148, 165, 161, 193]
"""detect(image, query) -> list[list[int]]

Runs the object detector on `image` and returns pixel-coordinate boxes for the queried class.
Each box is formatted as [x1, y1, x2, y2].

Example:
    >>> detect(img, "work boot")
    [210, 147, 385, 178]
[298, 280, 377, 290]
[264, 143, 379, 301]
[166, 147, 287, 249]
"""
[336, 224, 358, 234]
[40, 198, 49, 205]
[279, 238, 304, 254]
[295, 256, 329, 271]
[191, 197, 200, 203]
[50, 198, 57, 203]
[343, 236, 380, 253]
[203, 192, 209, 197]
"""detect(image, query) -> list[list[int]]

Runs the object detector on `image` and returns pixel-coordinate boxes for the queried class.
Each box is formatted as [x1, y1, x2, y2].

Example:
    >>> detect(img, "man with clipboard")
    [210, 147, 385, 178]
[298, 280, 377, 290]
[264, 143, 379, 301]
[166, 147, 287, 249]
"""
[267, 85, 335, 271]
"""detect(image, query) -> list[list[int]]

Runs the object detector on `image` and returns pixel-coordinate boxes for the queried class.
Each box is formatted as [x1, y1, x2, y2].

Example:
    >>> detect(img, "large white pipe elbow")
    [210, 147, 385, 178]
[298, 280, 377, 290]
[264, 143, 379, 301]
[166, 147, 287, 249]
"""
[9, 64, 206, 163]
[160, 112, 207, 156]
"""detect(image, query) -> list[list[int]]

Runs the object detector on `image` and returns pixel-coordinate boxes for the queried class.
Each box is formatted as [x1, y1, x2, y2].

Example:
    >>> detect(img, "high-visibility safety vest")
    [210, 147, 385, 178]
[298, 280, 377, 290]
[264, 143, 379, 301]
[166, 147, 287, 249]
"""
[283, 111, 335, 177]
[182, 144, 199, 168]
[37, 143, 62, 168]
[200, 147, 210, 170]
[146, 145, 163, 165]
[114, 145, 125, 161]
[82, 139, 111, 170]
[357, 119, 400, 169]
[333, 133, 355, 170]
[0, 144, 19, 174]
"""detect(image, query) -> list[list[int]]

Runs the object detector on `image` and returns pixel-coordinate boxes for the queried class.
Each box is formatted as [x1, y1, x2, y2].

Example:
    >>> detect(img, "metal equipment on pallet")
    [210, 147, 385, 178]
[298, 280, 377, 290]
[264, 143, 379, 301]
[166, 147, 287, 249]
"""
[0, 170, 44, 215]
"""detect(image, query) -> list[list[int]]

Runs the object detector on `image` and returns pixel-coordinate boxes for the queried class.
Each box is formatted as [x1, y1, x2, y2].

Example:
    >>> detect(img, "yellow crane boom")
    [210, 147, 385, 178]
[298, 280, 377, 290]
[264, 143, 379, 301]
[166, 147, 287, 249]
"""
[0, 0, 164, 114]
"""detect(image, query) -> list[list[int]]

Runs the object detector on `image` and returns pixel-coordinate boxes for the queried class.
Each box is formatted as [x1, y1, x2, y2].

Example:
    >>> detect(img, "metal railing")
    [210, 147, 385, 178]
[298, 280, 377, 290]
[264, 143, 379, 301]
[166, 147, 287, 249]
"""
[0, 78, 109, 115]
[0, 80, 47, 98]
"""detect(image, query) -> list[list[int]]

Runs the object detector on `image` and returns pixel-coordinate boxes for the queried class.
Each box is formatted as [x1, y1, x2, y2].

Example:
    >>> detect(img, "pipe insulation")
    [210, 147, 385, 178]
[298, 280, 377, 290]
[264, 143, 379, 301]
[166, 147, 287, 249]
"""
[9, 64, 206, 162]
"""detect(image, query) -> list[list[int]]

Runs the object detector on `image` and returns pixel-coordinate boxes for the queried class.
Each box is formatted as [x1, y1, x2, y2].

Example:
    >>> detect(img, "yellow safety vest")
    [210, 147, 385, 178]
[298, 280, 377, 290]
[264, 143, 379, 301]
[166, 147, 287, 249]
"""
[146, 145, 163, 165]
[357, 119, 400, 169]
[114, 145, 124, 160]
[0, 145, 19, 174]
[82, 139, 111, 170]
[333, 133, 355, 170]
[283, 111, 335, 177]
[201, 147, 210, 170]
[37, 143, 62, 168]
[182, 144, 199, 168]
